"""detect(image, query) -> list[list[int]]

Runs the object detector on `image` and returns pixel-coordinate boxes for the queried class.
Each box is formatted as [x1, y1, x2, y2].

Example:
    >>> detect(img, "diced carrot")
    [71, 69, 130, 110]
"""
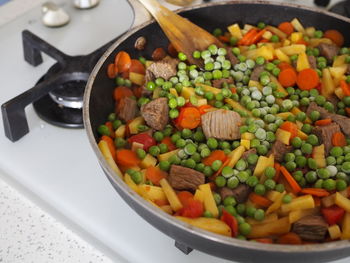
[280, 166, 301, 194]
[340, 80, 350, 96]
[278, 22, 294, 35]
[177, 191, 194, 207]
[324, 29, 344, 47]
[116, 149, 140, 167]
[198, 105, 213, 115]
[277, 61, 293, 71]
[154, 199, 169, 206]
[249, 192, 272, 207]
[218, 35, 229, 43]
[274, 162, 281, 182]
[238, 28, 259, 46]
[105, 121, 115, 139]
[332, 132, 347, 147]
[113, 86, 134, 101]
[300, 188, 330, 197]
[314, 119, 332, 126]
[202, 150, 227, 166]
[115, 51, 131, 73]
[101, 135, 116, 161]
[145, 166, 167, 185]
[279, 121, 298, 139]
[107, 63, 117, 79]
[161, 136, 177, 151]
[313, 196, 321, 206]
[277, 232, 302, 245]
[278, 68, 297, 87]
[297, 68, 320, 91]
[296, 39, 309, 46]
[133, 86, 143, 99]
[250, 29, 266, 44]
[254, 238, 274, 244]
[230, 87, 237, 94]
[177, 107, 201, 129]
[129, 59, 145, 75]
[152, 47, 166, 61]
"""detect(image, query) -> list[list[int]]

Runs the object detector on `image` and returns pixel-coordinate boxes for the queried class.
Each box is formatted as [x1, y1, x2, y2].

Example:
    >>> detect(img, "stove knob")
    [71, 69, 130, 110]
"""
[314, 0, 330, 7]
[73, 0, 100, 9]
[42, 2, 70, 27]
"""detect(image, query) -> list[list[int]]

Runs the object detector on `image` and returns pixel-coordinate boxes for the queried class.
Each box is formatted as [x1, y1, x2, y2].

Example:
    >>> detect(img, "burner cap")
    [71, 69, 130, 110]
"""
[32, 72, 84, 128]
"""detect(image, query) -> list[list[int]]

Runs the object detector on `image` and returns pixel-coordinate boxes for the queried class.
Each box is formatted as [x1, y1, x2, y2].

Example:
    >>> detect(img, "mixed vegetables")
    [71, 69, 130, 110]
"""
[99, 17, 350, 244]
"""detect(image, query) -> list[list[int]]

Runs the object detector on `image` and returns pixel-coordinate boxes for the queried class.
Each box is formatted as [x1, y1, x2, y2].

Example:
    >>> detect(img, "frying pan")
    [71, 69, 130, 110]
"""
[83, 1, 350, 262]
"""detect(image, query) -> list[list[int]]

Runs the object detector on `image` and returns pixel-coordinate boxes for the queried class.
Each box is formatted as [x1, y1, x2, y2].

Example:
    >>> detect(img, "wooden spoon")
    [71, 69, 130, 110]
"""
[137, 0, 223, 67]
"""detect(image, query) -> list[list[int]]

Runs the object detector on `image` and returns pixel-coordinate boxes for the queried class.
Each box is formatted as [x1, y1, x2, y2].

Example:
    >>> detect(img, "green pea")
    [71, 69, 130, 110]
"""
[341, 161, 350, 173]
[284, 153, 295, 162]
[305, 171, 317, 183]
[301, 124, 312, 134]
[159, 160, 170, 171]
[239, 223, 251, 236]
[207, 138, 218, 150]
[200, 148, 211, 158]
[178, 52, 187, 61]
[215, 176, 226, 187]
[296, 155, 307, 168]
[195, 163, 205, 172]
[246, 206, 257, 218]
[212, 160, 223, 172]
[246, 175, 259, 187]
[153, 131, 164, 142]
[308, 158, 318, 170]
[136, 148, 146, 159]
[223, 196, 237, 207]
[307, 134, 319, 146]
[169, 109, 179, 119]
[291, 137, 302, 148]
[309, 110, 321, 122]
[275, 184, 285, 193]
[264, 179, 276, 190]
[254, 209, 265, 221]
[176, 138, 186, 148]
[336, 179, 348, 191]
[301, 143, 313, 154]
[323, 178, 336, 191]
[114, 137, 127, 148]
[317, 168, 331, 179]
[203, 166, 213, 177]
[237, 171, 249, 183]
[149, 145, 160, 157]
[97, 125, 110, 136]
[254, 184, 266, 195]
[184, 159, 196, 169]
[282, 194, 292, 204]
[331, 146, 344, 157]
[112, 119, 122, 130]
[247, 154, 259, 165]
[235, 159, 247, 171]
[158, 143, 168, 154]
[169, 154, 181, 165]
[130, 171, 142, 184]
[315, 95, 326, 106]
[227, 176, 239, 189]
[286, 161, 297, 172]
[236, 204, 246, 215]
[256, 145, 268, 155]
[171, 133, 181, 143]
[327, 156, 337, 165]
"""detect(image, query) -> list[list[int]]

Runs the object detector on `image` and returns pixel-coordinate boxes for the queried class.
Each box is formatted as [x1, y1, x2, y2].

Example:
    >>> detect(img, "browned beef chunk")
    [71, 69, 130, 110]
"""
[145, 57, 179, 81]
[250, 65, 265, 81]
[307, 102, 350, 137]
[308, 55, 317, 69]
[116, 97, 138, 122]
[141, 97, 169, 131]
[226, 48, 239, 66]
[201, 109, 242, 140]
[241, 148, 257, 160]
[212, 78, 233, 89]
[168, 165, 205, 191]
[269, 140, 292, 162]
[292, 215, 328, 241]
[327, 94, 340, 109]
[219, 184, 251, 203]
[313, 123, 341, 154]
[318, 43, 339, 62]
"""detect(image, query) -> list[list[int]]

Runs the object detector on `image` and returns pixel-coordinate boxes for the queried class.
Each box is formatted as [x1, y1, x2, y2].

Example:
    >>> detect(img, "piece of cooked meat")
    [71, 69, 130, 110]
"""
[307, 102, 350, 137]
[292, 215, 328, 241]
[225, 47, 239, 66]
[241, 148, 257, 160]
[212, 78, 233, 89]
[145, 56, 179, 81]
[219, 184, 251, 203]
[168, 165, 205, 191]
[308, 55, 317, 69]
[141, 97, 169, 131]
[317, 43, 339, 62]
[115, 97, 138, 122]
[313, 123, 341, 154]
[201, 109, 242, 140]
[250, 65, 265, 81]
[269, 140, 292, 162]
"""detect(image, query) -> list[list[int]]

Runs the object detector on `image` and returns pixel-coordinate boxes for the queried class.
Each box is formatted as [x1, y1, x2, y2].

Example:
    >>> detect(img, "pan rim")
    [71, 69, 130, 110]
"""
[83, 0, 350, 255]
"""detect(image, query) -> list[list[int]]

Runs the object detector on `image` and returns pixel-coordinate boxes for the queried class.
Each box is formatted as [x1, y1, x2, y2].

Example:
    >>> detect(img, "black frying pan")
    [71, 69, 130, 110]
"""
[83, 1, 350, 262]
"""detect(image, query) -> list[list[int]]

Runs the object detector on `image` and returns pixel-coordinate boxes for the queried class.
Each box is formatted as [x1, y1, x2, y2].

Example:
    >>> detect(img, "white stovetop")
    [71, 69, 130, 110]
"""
[0, 0, 349, 262]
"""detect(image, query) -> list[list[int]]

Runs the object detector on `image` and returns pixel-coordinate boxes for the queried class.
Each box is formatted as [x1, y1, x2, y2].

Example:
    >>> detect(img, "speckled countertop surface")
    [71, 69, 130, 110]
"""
[0, 178, 113, 263]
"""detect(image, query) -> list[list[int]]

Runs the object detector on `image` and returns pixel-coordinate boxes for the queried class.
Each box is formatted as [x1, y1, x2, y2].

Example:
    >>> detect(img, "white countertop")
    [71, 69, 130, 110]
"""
[0, 177, 113, 263]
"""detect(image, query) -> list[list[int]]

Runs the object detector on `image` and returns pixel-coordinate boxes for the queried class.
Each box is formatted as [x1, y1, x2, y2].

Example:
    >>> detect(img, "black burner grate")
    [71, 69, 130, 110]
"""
[1, 30, 119, 142]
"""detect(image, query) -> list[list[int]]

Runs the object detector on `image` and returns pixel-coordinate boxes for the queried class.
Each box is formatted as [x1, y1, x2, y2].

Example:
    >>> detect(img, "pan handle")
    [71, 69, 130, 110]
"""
[127, 0, 153, 28]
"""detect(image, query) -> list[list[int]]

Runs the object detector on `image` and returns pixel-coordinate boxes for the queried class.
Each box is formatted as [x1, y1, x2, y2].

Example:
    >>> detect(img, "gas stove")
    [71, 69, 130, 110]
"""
[1, 0, 350, 262]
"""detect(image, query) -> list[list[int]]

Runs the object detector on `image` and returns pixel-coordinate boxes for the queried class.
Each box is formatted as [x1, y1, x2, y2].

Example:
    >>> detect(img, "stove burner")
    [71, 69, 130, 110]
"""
[329, 0, 350, 17]
[1, 30, 117, 142]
